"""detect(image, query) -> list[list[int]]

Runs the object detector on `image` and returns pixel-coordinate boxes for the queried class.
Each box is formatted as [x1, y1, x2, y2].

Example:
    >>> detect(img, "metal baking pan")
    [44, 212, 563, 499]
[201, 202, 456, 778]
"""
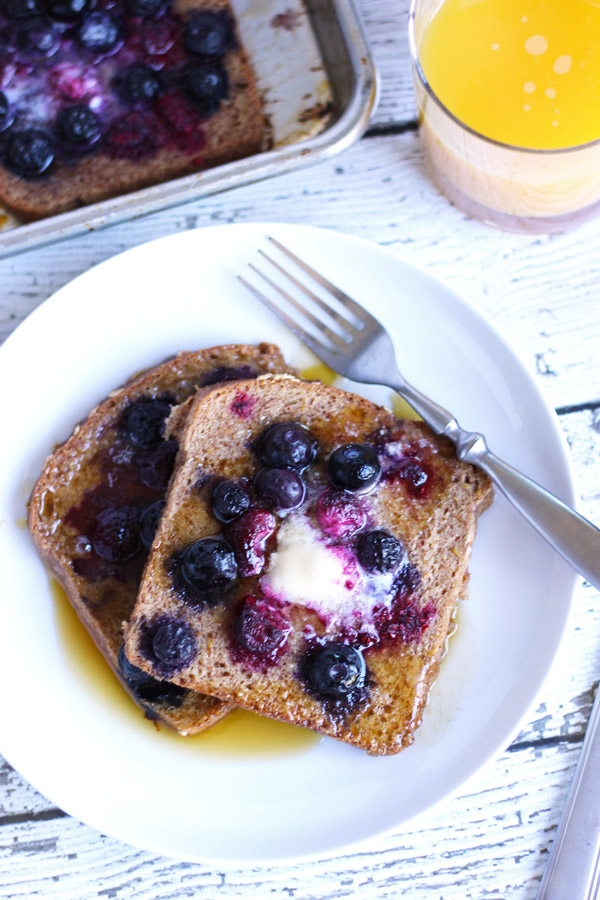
[0, 0, 378, 260]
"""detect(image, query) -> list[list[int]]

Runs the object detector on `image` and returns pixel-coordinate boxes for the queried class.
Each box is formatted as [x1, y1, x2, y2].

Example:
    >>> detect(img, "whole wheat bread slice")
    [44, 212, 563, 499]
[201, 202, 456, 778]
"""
[28, 344, 293, 734]
[0, 0, 264, 221]
[124, 375, 493, 754]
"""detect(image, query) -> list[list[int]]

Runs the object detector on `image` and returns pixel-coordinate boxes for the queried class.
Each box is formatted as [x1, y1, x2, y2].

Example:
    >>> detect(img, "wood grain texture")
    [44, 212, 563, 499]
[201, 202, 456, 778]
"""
[1, 0, 599, 896]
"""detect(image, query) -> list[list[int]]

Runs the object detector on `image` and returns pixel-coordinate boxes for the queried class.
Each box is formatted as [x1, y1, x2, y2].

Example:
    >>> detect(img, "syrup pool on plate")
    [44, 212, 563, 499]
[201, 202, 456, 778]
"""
[410, 0, 600, 231]
[50, 580, 319, 757]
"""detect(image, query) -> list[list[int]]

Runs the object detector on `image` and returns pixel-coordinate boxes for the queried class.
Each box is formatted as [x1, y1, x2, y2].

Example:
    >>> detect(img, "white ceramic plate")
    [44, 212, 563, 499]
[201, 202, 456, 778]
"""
[0, 224, 576, 864]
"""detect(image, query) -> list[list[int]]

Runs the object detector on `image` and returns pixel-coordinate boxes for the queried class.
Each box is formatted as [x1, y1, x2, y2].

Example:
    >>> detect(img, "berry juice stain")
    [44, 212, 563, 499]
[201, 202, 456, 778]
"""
[50, 578, 319, 756]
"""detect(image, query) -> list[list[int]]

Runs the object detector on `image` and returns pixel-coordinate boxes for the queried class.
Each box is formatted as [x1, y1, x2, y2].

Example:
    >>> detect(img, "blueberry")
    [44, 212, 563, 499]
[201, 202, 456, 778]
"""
[126, 0, 162, 16]
[184, 61, 228, 111]
[254, 467, 305, 512]
[304, 642, 366, 700]
[180, 537, 237, 595]
[139, 499, 165, 550]
[211, 479, 250, 523]
[58, 104, 101, 146]
[4, 129, 55, 177]
[0, 93, 10, 131]
[115, 64, 162, 106]
[356, 530, 404, 574]
[233, 595, 291, 661]
[76, 11, 121, 53]
[17, 19, 60, 56]
[4, 0, 40, 19]
[91, 505, 140, 562]
[120, 397, 173, 447]
[117, 645, 186, 706]
[151, 619, 197, 672]
[45, 0, 91, 23]
[183, 11, 232, 57]
[259, 422, 318, 471]
[328, 443, 380, 492]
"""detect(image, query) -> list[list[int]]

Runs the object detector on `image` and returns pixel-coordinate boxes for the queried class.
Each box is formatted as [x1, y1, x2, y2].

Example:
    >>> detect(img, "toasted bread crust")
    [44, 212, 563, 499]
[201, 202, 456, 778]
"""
[28, 345, 293, 733]
[125, 375, 493, 754]
[0, 0, 264, 221]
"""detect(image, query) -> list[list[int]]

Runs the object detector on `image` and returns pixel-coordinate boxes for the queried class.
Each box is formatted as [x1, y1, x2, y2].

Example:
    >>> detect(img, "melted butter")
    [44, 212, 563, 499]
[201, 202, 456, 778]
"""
[50, 579, 319, 756]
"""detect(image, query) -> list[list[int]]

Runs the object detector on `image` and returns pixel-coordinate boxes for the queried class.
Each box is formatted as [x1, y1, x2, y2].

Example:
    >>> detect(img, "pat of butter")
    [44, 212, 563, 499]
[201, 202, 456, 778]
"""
[264, 516, 355, 616]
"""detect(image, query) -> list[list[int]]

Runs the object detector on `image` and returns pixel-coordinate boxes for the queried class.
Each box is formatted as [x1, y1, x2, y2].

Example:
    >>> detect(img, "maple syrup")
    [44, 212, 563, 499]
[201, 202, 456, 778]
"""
[390, 394, 421, 421]
[50, 579, 320, 756]
[300, 363, 338, 385]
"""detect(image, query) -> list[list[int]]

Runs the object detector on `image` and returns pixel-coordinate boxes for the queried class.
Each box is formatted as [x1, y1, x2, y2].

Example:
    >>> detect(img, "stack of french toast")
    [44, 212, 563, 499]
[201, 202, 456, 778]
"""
[28, 343, 492, 755]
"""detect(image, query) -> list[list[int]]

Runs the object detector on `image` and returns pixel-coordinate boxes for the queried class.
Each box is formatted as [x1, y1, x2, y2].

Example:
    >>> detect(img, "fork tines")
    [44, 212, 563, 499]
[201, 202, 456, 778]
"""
[238, 237, 368, 358]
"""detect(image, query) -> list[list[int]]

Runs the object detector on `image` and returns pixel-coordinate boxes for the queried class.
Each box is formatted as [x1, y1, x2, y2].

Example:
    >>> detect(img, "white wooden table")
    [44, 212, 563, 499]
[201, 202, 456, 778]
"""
[1, 1, 599, 896]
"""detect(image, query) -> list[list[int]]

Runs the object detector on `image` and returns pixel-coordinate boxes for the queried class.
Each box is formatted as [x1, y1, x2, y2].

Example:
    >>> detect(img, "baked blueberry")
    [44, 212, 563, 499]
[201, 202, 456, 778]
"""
[180, 537, 237, 595]
[356, 530, 404, 574]
[259, 421, 318, 471]
[151, 619, 196, 672]
[137, 439, 177, 491]
[117, 645, 185, 706]
[395, 561, 421, 596]
[315, 489, 366, 538]
[4, 129, 55, 177]
[16, 19, 60, 56]
[254, 467, 305, 512]
[46, 0, 91, 23]
[126, 0, 163, 16]
[57, 104, 101, 146]
[328, 443, 380, 492]
[396, 456, 431, 497]
[305, 642, 366, 700]
[184, 61, 228, 111]
[226, 508, 276, 577]
[233, 595, 291, 661]
[139, 499, 165, 550]
[115, 64, 162, 106]
[200, 365, 256, 386]
[76, 11, 121, 53]
[4, 0, 40, 19]
[211, 479, 250, 523]
[0, 93, 10, 132]
[120, 397, 173, 447]
[91, 505, 140, 562]
[183, 11, 232, 57]
[104, 111, 157, 159]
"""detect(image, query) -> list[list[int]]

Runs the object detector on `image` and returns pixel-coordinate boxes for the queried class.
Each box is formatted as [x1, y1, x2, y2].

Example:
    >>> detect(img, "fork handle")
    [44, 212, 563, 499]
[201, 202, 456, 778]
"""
[393, 380, 600, 591]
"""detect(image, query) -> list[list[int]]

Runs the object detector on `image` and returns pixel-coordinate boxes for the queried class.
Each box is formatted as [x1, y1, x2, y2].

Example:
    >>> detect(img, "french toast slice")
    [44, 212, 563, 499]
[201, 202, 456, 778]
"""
[124, 375, 493, 754]
[0, 0, 264, 221]
[28, 344, 293, 734]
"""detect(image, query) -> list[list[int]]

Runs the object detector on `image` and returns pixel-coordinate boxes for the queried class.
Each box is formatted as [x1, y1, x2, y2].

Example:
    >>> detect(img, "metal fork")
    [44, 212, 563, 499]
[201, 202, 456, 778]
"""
[239, 237, 600, 900]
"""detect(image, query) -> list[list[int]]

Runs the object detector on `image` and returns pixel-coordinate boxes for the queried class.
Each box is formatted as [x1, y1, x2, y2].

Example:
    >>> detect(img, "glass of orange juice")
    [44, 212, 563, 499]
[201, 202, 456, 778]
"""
[409, 0, 600, 232]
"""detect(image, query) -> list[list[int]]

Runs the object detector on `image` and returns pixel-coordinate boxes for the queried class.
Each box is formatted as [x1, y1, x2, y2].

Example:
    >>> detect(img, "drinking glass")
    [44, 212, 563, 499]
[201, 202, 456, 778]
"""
[408, 0, 600, 233]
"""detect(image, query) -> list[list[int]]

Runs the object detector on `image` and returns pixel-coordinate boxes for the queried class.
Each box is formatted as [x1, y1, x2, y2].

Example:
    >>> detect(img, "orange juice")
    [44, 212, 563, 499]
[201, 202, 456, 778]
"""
[410, 0, 600, 229]
[419, 0, 600, 150]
